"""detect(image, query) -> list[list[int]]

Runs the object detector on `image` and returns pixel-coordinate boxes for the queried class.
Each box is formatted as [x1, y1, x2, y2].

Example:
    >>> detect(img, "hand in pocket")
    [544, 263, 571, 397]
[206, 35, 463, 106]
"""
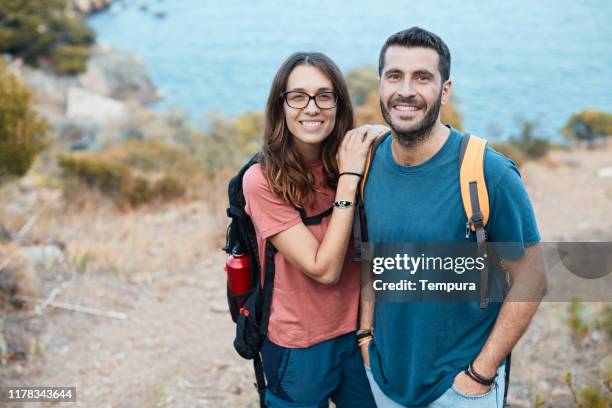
[452, 371, 492, 396]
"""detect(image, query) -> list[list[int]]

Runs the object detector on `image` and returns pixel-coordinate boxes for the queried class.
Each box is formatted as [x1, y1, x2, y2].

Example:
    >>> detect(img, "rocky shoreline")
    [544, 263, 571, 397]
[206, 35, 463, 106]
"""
[69, 0, 114, 16]
[5, 34, 159, 149]
[7, 49, 158, 149]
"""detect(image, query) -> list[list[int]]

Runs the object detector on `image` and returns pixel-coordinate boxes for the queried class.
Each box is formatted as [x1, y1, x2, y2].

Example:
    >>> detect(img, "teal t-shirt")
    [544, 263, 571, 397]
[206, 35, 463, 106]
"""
[365, 127, 540, 406]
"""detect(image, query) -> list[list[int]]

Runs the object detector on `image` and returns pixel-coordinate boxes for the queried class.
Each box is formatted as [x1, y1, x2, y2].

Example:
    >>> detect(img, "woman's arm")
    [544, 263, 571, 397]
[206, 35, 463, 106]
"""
[269, 125, 387, 285]
[269, 174, 359, 285]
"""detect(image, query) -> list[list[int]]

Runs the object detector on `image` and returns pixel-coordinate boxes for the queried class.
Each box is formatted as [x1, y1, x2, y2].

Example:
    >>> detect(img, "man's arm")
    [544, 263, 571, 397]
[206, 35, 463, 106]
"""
[454, 244, 547, 394]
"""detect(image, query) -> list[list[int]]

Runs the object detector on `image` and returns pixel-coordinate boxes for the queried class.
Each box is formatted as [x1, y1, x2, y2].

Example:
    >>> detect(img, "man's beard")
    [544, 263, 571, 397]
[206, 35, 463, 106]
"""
[380, 90, 443, 148]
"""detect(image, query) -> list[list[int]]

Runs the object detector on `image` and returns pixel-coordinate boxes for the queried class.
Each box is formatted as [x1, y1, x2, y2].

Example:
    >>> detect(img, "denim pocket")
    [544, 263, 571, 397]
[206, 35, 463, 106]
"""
[450, 383, 496, 400]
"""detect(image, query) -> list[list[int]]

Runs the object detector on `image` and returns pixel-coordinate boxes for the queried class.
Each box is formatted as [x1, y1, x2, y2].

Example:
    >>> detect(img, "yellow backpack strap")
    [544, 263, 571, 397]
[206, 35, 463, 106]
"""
[459, 134, 490, 233]
[459, 133, 490, 309]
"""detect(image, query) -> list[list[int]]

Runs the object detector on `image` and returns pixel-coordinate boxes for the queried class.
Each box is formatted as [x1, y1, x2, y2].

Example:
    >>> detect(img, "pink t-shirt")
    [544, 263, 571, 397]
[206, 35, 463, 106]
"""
[243, 162, 360, 348]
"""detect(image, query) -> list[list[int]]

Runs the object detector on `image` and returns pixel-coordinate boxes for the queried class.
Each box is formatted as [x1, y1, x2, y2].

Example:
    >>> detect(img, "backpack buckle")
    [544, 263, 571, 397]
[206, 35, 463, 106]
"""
[465, 217, 487, 240]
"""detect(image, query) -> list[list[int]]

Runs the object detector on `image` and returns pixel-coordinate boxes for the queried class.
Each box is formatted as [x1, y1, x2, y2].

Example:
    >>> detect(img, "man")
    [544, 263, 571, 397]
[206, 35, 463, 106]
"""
[358, 27, 547, 407]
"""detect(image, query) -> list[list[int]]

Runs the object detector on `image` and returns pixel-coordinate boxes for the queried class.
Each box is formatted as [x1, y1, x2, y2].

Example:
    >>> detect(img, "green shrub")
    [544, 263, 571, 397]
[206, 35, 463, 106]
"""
[50, 45, 90, 75]
[104, 139, 203, 179]
[564, 300, 592, 343]
[562, 110, 612, 143]
[180, 111, 262, 177]
[123, 175, 153, 207]
[58, 153, 128, 194]
[234, 111, 265, 155]
[601, 359, 612, 392]
[577, 385, 612, 408]
[532, 394, 545, 408]
[490, 143, 525, 168]
[58, 140, 194, 207]
[0, 61, 48, 182]
[62, 15, 95, 45]
[102, 111, 264, 177]
[118, 175, 186, 207]
[509, 119, 551, 159]
[153, 175, 186, 200]
[0, 0, 95, 74]
[599, 305, 612, 341]
[72, 250, 95, 273]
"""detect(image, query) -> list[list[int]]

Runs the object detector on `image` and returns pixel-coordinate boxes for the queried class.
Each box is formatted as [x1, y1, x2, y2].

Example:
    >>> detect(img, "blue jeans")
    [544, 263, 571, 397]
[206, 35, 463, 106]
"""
[365, 364, 506, 408]
[261, 333, 376, 407]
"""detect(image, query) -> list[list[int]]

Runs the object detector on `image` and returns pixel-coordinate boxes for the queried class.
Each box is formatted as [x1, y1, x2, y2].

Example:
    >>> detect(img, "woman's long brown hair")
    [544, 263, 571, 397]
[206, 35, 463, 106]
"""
[260, 52, 354, 209]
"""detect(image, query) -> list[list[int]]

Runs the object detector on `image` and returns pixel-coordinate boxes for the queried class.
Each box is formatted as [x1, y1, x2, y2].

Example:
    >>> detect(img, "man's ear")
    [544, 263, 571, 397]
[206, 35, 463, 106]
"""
[441, 79, 452, 104]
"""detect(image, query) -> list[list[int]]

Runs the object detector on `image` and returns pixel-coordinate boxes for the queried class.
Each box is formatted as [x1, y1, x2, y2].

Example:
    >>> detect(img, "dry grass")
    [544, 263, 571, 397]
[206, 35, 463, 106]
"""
[0, 178, 224, 282]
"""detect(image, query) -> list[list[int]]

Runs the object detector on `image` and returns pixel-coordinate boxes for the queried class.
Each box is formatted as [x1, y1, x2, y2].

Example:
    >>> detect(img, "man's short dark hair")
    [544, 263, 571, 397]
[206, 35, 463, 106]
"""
[378, 27, 451, 82]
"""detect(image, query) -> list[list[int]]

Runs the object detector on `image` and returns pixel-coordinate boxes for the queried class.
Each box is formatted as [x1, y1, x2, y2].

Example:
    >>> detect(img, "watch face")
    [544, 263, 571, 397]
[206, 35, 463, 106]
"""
[335, 200, 352, 208]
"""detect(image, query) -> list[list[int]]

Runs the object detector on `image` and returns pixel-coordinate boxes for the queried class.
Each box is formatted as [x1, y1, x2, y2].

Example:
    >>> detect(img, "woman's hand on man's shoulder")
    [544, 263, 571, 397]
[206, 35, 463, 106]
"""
[350, 124, 390, 140]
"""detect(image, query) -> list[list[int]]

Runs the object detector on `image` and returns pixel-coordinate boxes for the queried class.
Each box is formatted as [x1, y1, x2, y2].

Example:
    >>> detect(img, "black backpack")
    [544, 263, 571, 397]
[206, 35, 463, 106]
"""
[223, 153, 332, 406]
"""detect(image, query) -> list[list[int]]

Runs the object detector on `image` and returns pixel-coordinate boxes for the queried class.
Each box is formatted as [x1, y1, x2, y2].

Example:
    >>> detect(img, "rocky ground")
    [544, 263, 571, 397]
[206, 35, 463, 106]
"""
[0, 143, 610, 408]
[505, 143, 612, 407]
[0, 193, 258, 407]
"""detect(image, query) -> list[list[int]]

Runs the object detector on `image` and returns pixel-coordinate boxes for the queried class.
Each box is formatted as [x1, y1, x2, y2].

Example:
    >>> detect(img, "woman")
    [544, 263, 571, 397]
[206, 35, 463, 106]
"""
[243, 52, 385, 407]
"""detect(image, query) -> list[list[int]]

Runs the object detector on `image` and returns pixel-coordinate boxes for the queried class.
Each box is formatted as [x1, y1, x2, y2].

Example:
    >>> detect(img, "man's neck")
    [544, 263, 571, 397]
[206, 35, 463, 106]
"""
[391, 122, 451, 167]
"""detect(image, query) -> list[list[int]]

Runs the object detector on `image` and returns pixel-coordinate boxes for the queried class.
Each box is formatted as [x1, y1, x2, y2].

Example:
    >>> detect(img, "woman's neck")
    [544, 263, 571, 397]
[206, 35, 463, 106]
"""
[294, 139, 322, 163]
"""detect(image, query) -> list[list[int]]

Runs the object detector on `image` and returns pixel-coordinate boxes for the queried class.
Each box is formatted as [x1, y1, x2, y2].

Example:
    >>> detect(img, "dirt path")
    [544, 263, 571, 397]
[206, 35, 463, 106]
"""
[2, 253, 257, 408]
[0, 198, 258, 407]
[1, 143, 611, 407]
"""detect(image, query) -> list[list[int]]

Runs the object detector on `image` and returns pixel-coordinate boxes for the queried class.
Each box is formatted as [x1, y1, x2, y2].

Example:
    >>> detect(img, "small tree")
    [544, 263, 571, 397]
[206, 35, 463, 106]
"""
[0, 60, 48, 182]
[509, 119, 550, 159]
[562, 110, 612, 144]
[0, 0, 95, 75]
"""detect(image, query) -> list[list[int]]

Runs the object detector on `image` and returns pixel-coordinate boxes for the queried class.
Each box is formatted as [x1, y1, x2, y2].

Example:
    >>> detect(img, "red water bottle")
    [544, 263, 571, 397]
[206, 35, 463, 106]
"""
[225, 241, 251, 296]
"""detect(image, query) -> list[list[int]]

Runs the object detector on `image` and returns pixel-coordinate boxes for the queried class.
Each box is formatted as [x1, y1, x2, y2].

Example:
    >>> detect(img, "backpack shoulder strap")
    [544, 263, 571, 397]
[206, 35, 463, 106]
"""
[224, 152, 261, 253]
[353, 131, 391, 262]
[459, 134, 490, 232]
[358, 131, 392, 202]
[459, 133, 491, 308]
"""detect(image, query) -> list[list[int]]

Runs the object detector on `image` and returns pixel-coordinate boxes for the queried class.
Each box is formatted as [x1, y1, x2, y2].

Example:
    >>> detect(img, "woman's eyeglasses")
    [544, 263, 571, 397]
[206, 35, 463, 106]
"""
[281, 91, 338, 110]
